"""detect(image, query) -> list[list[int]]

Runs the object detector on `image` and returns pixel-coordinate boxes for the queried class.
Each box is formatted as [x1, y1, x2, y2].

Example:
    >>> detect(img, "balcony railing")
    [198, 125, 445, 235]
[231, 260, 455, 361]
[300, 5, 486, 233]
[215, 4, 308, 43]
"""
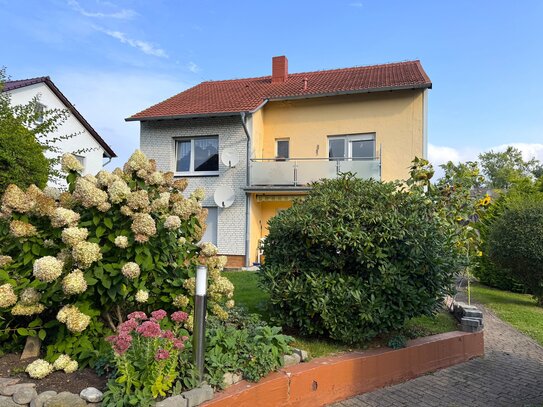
[250, 157, 381, 186]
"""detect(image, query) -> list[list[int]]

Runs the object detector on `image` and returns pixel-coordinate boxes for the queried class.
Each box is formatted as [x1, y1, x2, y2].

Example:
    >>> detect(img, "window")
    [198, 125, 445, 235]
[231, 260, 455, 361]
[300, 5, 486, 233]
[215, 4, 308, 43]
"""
[328, 134, 375, 160]
[276, 139, 289, 160]
[35, 103, 45, 124]
[175, 136, 219, 175]
[74, 154, 86, 171]
[200, 207, 218, 245]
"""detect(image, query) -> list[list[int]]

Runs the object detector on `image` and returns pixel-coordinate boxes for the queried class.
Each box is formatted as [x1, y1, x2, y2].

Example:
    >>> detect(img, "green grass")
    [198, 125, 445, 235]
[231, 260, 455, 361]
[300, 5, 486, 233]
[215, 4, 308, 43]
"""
[223, 271, 458, 358]
[471, 283, 543, 346]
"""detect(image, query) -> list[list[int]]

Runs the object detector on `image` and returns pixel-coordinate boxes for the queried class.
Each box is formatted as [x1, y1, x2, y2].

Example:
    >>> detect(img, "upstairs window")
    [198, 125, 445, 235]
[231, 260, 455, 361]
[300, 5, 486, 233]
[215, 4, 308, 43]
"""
[176, 136, 219, 175]
[276, 139, 289, 160]
[35, 103, 46, 124]
[328, 134, 375, 160]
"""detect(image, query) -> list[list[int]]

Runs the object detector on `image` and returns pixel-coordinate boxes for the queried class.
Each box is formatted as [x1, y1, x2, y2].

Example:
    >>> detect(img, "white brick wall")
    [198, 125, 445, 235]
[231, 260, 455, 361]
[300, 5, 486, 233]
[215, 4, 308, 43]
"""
[140, 116, 247, 256]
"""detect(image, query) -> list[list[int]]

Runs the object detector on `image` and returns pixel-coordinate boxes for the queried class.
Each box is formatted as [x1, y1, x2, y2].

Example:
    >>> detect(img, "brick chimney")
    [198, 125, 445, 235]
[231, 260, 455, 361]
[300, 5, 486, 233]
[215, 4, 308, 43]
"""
[272, 56, 288, 84]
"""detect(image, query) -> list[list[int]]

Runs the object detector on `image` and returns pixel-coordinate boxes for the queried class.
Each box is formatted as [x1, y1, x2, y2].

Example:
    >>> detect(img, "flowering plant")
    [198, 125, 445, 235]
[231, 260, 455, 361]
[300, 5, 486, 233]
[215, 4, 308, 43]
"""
[0, 150, 233, 365]
[103, 310, 190, 406]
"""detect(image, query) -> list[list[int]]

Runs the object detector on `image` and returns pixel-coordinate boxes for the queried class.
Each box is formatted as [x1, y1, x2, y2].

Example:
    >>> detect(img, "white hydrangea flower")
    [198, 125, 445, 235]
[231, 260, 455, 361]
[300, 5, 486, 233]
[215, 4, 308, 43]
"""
[164, 215, 181, 230]
[0, 283, 17, 308]
[61, 227, 88, 247]
[199, 242, 218, 257]
[61, 153, 84, 173]
[108, 179, 131, 204]
[9, 220, 37, 238]
[190, 187, 205, 202]
[53, 354, 72, 370]
[0, 255, 13, 268]
[33, 256, 64, 282]
[64, 360, 78, 374]
[114, 235, 129, 249]
[56, 305, 91, 333]
[50, 207, 80, 228]
[123, 150, 152, 174]
[11, 302, 45, 316]
[62, 269, 88, 295]
[131, 213, 156, 237]
[72, 241, 102, 269]
[19, 288, 41, 305]
[121, 262, 140, 279]
[26, 359, 54, 379]
[73, 178, 108, 209]
[135, 289, 149, 303]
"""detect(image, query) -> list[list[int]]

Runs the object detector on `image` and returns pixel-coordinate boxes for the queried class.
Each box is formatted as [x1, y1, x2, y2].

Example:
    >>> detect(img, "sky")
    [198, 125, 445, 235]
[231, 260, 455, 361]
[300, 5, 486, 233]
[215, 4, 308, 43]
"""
[1, 0, 543, 171]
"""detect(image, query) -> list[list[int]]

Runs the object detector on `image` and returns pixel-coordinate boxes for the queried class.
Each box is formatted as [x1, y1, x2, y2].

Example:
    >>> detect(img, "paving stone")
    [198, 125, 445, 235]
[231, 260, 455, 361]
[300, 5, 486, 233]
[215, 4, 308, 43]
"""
[0, 396, 19, 407]
[79, 387, 103, 403]
[223, 372, 242, 387]
[12, 386, 37, 404]
[181, 384, 213, 407]
[0, 380, 19, 389]
[30, 391, 57, 407]
[20, 337, 41, 360]
[1, 383, 36, 397]
[283, 353, 301, 367]
[333, 289, 543, 407]
[156, 395, 188, 407]
[43, 392, 86, 407]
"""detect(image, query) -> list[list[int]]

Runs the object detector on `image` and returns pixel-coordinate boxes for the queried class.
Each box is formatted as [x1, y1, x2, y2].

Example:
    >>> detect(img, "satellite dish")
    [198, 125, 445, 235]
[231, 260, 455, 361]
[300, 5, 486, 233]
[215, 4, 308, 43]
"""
[221, 148, 239, 168]
[214, 186, 235, 208]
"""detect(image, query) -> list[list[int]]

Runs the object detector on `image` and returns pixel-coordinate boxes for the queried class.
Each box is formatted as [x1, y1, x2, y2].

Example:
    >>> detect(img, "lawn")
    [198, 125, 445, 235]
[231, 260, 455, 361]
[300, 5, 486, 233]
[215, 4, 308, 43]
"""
[471, 283, 543, 346]
[223, 270, 458, 358]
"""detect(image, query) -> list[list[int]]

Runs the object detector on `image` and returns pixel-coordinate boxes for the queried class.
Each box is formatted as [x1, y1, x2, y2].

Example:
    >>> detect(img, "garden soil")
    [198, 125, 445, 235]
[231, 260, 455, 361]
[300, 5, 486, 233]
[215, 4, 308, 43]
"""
[0, 354, 107, 393]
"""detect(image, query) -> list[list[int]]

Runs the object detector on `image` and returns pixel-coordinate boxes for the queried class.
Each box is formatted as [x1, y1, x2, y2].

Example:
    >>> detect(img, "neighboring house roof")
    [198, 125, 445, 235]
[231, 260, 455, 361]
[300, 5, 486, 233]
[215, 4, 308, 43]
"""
[3, 76, 117, 157]
[127, 60, 432, 121]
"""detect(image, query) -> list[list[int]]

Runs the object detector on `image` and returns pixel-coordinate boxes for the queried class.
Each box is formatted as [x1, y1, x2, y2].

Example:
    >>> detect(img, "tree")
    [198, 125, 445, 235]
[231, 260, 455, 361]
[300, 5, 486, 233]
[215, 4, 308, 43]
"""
[479, 146, 541, 189]
[0, 68, 72, 191]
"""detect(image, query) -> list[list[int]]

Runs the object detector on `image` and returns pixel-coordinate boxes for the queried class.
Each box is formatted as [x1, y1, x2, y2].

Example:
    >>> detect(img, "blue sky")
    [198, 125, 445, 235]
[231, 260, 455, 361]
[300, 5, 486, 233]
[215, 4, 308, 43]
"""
[1, 0, 543, 168]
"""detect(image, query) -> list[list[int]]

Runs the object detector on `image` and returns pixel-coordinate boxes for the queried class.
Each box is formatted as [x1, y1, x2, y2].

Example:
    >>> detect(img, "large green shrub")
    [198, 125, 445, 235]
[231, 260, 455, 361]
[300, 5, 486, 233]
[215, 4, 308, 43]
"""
[260, 174, 460, 344]
[487, 194, 543, 304]
[0, 151, 234, 365]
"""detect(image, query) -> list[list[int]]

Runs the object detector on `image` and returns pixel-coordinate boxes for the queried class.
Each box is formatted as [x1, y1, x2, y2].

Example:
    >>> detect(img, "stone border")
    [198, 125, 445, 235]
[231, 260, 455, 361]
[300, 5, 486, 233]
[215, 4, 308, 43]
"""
[0, 382, 103, 406]
[445, 295, 484, 333]
[200, 330, 484, 407]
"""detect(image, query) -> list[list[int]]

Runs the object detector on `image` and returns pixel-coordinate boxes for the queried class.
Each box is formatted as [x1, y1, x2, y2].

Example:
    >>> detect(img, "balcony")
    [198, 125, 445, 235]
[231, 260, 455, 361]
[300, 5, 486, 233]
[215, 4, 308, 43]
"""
[249, 157, 381, 187]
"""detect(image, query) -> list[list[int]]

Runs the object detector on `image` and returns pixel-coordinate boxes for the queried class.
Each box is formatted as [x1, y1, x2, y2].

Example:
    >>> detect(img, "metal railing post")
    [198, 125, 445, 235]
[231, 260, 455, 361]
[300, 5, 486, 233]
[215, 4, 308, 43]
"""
[294, 161, 298, 186]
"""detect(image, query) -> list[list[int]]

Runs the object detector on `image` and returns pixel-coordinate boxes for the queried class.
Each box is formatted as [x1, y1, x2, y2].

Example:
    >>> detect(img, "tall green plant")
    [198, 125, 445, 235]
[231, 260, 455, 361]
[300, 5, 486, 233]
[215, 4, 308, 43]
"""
[0, 151, 234, 365]
[261, 172, 461, 344]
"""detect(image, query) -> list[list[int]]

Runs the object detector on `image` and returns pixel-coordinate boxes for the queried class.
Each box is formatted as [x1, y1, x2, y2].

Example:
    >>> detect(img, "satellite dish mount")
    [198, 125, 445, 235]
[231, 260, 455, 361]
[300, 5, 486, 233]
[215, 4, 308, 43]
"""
[214, 186, 235, 208]
[221, 148, 239, 169]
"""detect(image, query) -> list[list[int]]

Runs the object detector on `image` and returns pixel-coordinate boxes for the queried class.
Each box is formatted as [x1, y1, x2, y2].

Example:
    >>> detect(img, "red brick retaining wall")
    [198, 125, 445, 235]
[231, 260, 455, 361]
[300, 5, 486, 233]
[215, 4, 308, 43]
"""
[202, 330, 484, 407]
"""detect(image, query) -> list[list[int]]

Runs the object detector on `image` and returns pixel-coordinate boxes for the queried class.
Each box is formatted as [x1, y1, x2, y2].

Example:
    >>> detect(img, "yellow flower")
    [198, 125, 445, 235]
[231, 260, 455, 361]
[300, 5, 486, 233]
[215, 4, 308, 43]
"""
[477, 251, 483, 257]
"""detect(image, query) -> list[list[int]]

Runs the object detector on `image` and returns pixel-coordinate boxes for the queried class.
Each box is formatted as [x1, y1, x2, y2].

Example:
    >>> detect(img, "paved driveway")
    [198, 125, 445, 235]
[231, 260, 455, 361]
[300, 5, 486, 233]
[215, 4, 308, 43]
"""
[332, 301, 543, 407]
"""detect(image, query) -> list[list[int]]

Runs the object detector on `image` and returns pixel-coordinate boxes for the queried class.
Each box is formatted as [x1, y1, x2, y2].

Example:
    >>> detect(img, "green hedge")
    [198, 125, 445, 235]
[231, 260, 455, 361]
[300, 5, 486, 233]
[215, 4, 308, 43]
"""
[260, 174, 460, 344]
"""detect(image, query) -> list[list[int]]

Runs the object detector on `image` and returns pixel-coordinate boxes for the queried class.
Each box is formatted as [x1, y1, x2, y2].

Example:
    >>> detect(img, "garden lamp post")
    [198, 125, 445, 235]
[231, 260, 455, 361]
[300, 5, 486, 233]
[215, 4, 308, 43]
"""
[193, 265, 208, 384]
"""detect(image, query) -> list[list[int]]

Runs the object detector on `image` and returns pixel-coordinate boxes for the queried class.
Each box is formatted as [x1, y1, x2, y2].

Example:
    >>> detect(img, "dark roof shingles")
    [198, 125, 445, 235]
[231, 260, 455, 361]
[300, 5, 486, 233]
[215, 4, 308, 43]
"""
[129, 60, 431, 120]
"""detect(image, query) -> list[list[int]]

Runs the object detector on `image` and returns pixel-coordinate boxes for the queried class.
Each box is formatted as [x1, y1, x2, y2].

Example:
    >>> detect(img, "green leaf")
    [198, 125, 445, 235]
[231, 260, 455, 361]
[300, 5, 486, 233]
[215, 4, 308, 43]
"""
[104, 218, 113, 229]
[38, 329, 46, 340]
[17, 328, 29, 336]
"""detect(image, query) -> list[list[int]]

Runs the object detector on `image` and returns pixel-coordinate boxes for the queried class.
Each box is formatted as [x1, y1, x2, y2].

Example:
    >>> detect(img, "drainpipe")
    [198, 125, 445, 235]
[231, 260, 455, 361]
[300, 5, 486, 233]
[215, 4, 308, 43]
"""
[103, 156, 113, 167]
[240, 113, 251, 268]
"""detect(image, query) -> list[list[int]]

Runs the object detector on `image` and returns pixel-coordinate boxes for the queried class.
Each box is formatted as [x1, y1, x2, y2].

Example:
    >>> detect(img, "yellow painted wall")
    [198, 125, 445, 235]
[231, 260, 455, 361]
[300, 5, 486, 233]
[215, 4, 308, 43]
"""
[255, 90, 425, 182]
[248, 198, 293, 264]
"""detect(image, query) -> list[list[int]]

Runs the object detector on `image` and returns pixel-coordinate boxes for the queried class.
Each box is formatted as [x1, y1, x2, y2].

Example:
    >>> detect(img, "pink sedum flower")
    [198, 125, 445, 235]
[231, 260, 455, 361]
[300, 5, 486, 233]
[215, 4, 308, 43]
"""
[161, 330, 175, 340]
[173, 339, 185, 350]
[127, 311, 147, 321]
[119, 318, 138, 333]
[171, 311, 189, 323]
[155, 349, 170, 360]
[151, 309, 167, 321]
[136, 320, 162, 338]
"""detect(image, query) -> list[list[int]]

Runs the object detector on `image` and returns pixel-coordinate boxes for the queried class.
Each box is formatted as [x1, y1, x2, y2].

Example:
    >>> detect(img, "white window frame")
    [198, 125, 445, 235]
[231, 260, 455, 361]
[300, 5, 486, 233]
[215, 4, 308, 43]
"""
[74, 154, 86, 171]
[174, 136, 219, 176]
[328, 133, 376, 160]
[275, 138, 290, 160]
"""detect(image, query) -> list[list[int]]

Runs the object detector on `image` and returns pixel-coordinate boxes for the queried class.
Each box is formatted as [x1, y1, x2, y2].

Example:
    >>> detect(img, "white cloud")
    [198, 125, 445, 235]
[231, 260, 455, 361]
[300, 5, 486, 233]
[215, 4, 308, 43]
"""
[491, 143, 543, 162]
[349, 2, 363, 8]
[67, 0, 137, 19]
[93, 26, 168, 58]
[187, 62, 200, 73]
[53, 70, 190, 165]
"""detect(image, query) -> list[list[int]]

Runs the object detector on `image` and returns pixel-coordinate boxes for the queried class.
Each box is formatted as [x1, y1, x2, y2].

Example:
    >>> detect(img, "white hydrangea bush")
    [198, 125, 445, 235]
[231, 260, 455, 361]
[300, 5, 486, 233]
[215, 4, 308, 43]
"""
[0, 150, 233, 369]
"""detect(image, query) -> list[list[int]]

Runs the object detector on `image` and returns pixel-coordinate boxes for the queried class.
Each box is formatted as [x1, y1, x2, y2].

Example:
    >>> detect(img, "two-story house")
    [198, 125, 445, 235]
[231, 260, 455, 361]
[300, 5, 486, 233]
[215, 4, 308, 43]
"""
[127, 56, 432, 267]
[4, 76, 117, 185]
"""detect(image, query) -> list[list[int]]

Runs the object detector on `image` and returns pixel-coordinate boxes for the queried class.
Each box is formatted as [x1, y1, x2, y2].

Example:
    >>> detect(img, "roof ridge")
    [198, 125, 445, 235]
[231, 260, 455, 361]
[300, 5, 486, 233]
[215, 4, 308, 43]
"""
[5, 76, 49, 84]
[200, 60, 421, 84]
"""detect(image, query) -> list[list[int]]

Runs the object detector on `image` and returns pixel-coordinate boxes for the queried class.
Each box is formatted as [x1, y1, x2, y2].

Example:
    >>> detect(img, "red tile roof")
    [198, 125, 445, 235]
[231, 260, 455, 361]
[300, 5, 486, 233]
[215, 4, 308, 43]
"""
[2, 76, 117, 157]
[128, 60, 431, 121]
